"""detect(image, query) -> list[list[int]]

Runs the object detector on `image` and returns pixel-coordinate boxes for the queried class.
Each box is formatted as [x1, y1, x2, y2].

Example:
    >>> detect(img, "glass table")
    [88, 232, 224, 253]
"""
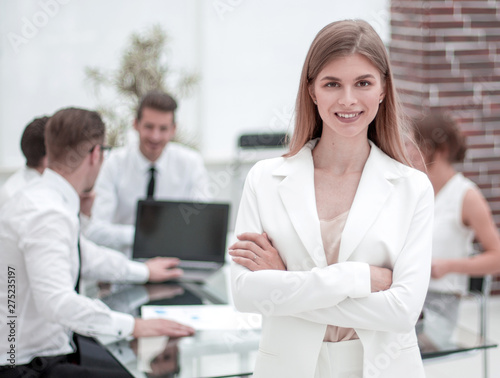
[95, 267, 497, 378]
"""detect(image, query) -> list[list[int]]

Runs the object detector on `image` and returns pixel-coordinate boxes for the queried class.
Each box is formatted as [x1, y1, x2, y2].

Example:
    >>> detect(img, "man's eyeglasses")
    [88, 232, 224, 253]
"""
[89, 144, 112, 157]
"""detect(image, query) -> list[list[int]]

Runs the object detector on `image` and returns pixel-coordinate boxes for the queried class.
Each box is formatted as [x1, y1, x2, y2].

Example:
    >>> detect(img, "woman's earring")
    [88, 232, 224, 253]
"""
[314, 100, 317, 105]
[379, 99, 383, 104]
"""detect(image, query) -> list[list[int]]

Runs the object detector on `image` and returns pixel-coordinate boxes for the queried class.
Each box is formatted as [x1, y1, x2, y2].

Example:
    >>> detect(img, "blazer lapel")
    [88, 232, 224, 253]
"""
[338, 143, 397, 262]
[274, 141, 328, 268]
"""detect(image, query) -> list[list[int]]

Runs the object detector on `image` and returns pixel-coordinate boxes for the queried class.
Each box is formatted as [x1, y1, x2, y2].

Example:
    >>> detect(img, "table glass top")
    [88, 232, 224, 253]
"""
[96, 267, 497, 378]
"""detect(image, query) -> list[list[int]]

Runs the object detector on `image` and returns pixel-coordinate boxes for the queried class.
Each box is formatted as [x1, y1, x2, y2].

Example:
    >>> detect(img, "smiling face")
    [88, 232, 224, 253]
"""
[309, 53, 385, 142]
[134, 107, 176, 162]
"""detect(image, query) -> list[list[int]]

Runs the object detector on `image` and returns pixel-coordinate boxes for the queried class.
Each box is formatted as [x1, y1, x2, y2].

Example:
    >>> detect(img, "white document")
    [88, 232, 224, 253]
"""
[141, 304, 262, 330]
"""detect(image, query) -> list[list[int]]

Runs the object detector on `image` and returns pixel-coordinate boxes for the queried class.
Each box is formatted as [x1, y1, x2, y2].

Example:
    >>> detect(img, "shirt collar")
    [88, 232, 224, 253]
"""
[23, 166, 42, 177]
[133, 143, 170, 173]
[42, 168, 80, 215]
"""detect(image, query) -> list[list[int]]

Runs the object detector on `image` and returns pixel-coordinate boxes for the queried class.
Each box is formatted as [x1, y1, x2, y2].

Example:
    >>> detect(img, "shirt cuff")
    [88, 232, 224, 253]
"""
[346, 261, 371, 298]
[109, 311, 136, 339]
[127, 260, 150, 283]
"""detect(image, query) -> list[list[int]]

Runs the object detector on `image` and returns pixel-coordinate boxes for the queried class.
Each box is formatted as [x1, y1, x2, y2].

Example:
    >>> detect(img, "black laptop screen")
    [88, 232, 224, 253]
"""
[133, 200, 230, 262]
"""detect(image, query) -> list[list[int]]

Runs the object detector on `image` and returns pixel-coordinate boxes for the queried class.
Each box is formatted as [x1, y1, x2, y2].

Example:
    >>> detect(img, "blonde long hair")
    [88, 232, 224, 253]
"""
[286, 19, 410, 164]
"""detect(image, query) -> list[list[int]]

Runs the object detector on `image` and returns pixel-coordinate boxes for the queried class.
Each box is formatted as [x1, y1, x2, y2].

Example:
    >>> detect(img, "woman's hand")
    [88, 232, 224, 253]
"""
[369, 266, 393, 292]
[229, 232, 286, 271]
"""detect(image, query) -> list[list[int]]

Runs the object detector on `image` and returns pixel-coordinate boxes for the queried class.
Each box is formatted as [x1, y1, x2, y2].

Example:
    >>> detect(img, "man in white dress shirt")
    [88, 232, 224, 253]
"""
[0, 116, 49, 209]
[0, 108, 194, 377]
[84, 90, 210, 256]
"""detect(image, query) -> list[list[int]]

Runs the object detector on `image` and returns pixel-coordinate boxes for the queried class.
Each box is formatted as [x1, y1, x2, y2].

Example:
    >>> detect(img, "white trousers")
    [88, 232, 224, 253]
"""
[314, 339, 363, 378]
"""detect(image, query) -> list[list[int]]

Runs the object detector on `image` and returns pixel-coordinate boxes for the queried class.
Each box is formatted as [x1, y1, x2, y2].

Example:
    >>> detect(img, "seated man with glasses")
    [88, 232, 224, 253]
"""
[90, 144, 113, 155]
[0, 107, 194, 378]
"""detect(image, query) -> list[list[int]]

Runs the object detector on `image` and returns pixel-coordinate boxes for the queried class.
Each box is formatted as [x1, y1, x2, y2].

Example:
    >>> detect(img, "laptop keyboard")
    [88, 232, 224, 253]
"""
[178, 260, 221, 270]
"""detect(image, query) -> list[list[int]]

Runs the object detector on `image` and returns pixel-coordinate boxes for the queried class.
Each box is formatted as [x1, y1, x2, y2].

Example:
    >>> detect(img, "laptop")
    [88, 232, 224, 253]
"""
[133, 200, 230, 283]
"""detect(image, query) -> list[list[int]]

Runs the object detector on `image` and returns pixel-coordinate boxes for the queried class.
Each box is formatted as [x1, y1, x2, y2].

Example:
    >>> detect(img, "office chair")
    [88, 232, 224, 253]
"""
[467, 275, 492, 378]
[229, 132, 289, 230]
[237, 132, 289, 150]
[233, 132, 289, 177]
[423, 275, 493, 378]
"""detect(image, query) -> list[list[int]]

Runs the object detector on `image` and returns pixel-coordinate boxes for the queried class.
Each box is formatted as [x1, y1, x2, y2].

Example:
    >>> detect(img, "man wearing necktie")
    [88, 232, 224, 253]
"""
[0, 108, 194, 377]
[84, 90, 211, 257]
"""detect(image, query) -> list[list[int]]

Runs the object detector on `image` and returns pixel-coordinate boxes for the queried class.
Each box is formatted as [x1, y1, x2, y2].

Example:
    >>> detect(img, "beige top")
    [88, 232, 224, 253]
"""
[320, 211, 359, 342]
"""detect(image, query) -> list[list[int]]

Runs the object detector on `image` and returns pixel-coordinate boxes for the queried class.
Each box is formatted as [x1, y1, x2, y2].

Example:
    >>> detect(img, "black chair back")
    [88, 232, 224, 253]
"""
[238, 132, 289, 149]
[469, 276, 484, 293]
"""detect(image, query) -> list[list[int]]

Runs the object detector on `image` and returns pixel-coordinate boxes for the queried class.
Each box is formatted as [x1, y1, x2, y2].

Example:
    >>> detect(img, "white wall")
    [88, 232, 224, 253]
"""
[0, 0, 390, 170]
[199, 0, 390, 161]
[0, 0, 201, 168]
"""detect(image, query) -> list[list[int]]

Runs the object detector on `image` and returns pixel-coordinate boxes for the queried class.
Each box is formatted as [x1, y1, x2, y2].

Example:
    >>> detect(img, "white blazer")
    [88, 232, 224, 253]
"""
[231, 139, 434, 378]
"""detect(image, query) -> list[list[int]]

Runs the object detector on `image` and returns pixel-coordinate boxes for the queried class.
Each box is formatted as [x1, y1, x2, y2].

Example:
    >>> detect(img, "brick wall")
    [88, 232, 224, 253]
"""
[390, 0, 500, 292]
